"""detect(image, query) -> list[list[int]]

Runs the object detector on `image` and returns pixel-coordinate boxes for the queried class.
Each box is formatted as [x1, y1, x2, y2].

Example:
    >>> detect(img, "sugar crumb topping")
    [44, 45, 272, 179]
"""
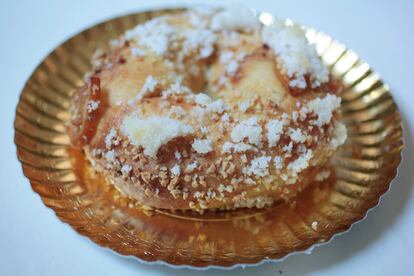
[186, 161, 198, 172]
[226, 60, 239, 76]
[121, 164, 132, 175]
[231, 117, 262, 146]
[162, 80, 191, 97]
[233, 195, 274, 209]
[218, 184, 233, 193]
[288, 128, 306, 143]
[169, 106, 186, 117]
[221, 113, 230, 124]
[283, 142, 293, 154]
[192, 139, 213, 154]
[206, 99, 229, 114]
[188, 12, 208, 29]
[222, 31, 240, 47]
[200, 126, 209, 134]
[330, 122, 347, 148]
[210, 6, 260, 32]
[171, 164, 181, 176]
[222, 142, 256, 153]
[266, 119, 284, 147]
[261, 19, 329, 89]
[243, 156, 271, 177]
[124, 9, 218, 61]
[194, 93, 212, 106]
[121, 114, 194, 158]
[183, 28, 216, 59]
[104, 128, 119, 149]
[104, 150, 116, 163]
[239, 101, 251, 112]
[125, 17, 175, 56]
[274, 156, 283, 169]
[219, 50, 234, 63]
[287, 149, 313, 175]
[304, 94, 341, 126]
[86, 100, 100, 113]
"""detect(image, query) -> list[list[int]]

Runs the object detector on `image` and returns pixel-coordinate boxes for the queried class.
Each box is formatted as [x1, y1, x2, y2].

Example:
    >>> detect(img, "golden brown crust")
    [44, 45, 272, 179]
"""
[68, 8, 347, 212]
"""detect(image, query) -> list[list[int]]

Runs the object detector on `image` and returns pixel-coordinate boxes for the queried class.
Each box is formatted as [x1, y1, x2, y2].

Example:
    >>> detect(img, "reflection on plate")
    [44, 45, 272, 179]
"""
[14, 8, 403, 268]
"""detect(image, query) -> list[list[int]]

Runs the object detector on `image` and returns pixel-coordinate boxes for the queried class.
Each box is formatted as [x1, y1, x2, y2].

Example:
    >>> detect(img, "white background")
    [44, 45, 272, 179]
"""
[1, 0, 413, 275]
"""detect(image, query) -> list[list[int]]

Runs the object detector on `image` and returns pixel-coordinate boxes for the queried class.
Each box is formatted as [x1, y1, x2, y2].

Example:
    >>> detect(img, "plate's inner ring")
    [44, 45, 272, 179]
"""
[14, 8, 403, 268]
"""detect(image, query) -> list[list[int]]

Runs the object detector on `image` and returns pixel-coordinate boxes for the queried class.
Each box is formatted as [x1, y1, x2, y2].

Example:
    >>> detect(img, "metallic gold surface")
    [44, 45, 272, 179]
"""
[14, 9, 403, 268]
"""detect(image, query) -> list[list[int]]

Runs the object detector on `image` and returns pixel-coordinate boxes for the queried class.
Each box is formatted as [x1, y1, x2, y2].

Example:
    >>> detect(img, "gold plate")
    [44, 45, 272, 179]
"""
[14, 8, 403, 268]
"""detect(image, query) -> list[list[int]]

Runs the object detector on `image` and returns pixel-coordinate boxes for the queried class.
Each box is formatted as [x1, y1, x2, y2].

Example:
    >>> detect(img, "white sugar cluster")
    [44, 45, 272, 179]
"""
[302, 94, 341, 126]
[266, 119, 284, 147]
[288, 128, 306, 143]
[210, 6, 260, 32]
[104, 128, 119, 149]
[121, 114, 194, 158]
[86, 100, 100, 113]
[239, 101, 250, 112]
[261, 19, 329, 89]
[162, 79, 191, 97]
[207, 99, 229, 114]
[219, 50, 247, 77]
[243, 156, 272, 177]
[194, 93, 211, 105]
[171, 164, 181, 176]
[125, 17, 176, 56]
[191, 93, 230, 114]
[231, 117, 263, 147]
[222, 142, 256, 153]
[287, 149, 313, 176]
[125, 15, 216, 60]
[192, 139, 213, 154]
[121, 164, 132, 175]
[330, 122, 347, 149]
[183, 28, 216, 59]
